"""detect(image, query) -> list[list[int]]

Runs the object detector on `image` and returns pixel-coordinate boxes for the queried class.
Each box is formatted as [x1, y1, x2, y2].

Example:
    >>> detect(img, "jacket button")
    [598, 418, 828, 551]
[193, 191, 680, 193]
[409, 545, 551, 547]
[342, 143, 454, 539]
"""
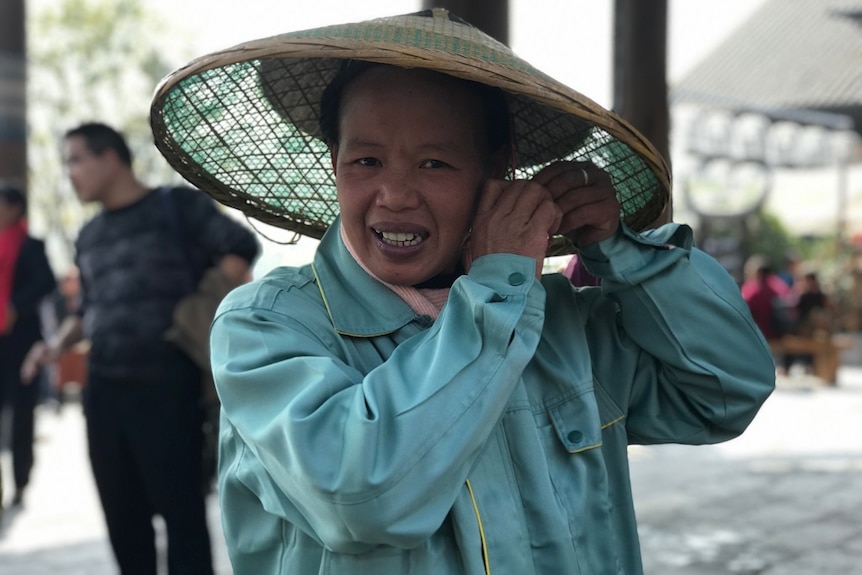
[508, 272, 526, 286]
[567, 430, 584, 444]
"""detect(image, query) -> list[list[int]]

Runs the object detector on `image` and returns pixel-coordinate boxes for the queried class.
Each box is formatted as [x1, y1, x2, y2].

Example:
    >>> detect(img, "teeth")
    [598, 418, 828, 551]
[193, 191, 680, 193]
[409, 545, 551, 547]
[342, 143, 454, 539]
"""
[378, 230, 423, 247]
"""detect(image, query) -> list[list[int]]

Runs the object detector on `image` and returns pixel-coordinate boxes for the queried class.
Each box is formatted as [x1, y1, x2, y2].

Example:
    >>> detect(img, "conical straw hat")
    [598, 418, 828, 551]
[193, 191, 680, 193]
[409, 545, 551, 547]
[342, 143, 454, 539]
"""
[150, 8, 671, 255]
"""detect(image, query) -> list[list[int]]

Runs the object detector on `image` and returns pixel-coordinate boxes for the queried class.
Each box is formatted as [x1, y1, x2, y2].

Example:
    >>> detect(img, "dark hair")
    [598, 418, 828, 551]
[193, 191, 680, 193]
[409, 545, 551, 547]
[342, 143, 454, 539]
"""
[64, 122, 133, 166]
[0, 183, 26, 213]
[319, 61, 511, 158]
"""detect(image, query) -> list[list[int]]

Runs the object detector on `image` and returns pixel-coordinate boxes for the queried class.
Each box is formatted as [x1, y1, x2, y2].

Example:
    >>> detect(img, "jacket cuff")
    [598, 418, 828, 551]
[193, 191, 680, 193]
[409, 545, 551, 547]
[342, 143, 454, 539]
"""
[578, 223, 693, 283]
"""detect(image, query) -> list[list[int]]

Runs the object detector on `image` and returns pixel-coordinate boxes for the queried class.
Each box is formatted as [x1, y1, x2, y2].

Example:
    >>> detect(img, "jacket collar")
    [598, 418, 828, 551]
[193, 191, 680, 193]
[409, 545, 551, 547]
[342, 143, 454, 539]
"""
[311, 219, 420, 337]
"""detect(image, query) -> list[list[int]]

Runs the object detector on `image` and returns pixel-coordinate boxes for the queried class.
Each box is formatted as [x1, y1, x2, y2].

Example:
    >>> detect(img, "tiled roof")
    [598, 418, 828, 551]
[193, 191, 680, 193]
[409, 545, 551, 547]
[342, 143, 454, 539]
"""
[672, 0, 862, 131]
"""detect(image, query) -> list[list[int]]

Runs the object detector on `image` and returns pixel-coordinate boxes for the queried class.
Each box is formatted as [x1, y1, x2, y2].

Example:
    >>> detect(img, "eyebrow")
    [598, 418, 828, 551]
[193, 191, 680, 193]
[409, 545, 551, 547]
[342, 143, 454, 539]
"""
[341, 138, 467, 155]
[341, 139, 383, 150]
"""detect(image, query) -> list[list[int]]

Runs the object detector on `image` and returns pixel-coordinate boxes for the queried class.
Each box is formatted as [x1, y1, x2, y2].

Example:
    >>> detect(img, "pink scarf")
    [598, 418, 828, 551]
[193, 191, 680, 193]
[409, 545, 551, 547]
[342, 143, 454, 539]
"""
[0, 219, 27, 331]
[340, 225, 449, 320]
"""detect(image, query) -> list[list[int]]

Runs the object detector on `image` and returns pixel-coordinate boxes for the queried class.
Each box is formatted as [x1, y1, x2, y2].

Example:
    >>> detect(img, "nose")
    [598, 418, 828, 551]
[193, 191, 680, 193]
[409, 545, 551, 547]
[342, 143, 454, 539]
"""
[375, 169, 421, 211]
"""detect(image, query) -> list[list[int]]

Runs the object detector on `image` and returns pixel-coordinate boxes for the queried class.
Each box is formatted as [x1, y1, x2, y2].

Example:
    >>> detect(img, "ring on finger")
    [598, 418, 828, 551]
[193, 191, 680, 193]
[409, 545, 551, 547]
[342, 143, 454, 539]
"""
[580, 168, 589, 187]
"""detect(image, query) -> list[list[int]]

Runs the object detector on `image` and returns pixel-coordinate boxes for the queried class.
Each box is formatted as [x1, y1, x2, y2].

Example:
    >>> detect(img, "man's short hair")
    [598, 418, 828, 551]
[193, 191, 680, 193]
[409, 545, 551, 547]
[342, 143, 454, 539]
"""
[64, 122, 133, 166]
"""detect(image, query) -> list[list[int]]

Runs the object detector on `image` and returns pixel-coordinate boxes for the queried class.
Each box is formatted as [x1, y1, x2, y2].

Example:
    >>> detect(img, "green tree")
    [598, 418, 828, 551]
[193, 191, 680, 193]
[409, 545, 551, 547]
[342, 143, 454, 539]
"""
[747, 210, 799, 271]
[27, 0, 191, 270]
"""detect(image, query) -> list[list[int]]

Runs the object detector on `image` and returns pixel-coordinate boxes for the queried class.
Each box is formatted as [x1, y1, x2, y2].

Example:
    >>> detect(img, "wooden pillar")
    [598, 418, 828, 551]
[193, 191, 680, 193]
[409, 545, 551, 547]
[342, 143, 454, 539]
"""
[422, 0, 509, 44]
[613, 0, 672, 222]
[0, 0, 27, 191]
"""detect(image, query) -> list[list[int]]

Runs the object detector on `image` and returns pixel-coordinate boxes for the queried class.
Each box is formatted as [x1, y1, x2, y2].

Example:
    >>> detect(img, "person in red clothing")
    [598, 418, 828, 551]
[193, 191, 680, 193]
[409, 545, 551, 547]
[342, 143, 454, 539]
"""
[740, 254, 792, 342]
[0, 184, 57, 507]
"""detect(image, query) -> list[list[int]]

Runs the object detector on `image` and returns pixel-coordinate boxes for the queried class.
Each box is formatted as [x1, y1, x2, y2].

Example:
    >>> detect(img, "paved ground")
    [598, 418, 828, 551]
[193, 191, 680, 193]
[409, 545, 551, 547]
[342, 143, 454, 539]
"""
[0, 400, 232, 575]
[631, 372, 862, 574]
[1, 357, 861, 573]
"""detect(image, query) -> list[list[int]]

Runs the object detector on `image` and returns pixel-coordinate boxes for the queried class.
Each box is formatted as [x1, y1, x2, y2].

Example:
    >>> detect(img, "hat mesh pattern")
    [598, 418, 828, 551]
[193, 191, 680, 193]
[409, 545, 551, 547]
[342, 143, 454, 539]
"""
[150, 10, 670, 253]
[161, 62, 340, 236]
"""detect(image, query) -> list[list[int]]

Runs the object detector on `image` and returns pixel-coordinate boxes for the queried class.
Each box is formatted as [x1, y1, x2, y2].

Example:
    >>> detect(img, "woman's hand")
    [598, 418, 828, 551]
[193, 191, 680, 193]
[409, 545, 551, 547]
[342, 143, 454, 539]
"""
[467, 178, 562, 279]
[531, 161, 620, 248]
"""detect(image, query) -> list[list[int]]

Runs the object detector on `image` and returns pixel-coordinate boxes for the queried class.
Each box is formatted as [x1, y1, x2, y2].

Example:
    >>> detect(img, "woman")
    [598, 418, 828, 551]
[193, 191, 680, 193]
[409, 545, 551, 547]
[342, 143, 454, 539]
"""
[149, 10, 776, 574]
[0, 184, 56, 507]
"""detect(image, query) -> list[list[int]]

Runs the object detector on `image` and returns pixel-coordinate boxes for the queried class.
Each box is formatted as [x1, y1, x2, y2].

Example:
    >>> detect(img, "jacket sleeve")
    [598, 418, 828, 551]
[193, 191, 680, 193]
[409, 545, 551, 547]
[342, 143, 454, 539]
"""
[12, 238, 57, 318]
[577, 223, 776, 445]
[212, 255, 546, 552]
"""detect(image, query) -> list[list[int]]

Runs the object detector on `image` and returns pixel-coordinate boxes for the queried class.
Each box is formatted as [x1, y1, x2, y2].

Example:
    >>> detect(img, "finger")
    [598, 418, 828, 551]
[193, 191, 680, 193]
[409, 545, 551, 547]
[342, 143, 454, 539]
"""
[500, 183, 561, 231]
[476, 178, 513, 217]
[532, 161, 594, 199]
[543, 197, 564, 239]
[559, 197, 619, 234]
[478, 179, 547, 226]
[555, 183, 616, 215]
[531, 160, 590, 186]
[559, 198, 620, 247]
[469, 180, 560, 261]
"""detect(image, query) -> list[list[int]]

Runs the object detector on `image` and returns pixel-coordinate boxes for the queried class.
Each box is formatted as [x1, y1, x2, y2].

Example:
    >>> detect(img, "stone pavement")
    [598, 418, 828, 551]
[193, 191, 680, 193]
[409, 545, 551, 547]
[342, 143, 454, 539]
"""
[1, 363, 861, 574]
[0, 401, 232, 575]
[630, 368, 862, 575]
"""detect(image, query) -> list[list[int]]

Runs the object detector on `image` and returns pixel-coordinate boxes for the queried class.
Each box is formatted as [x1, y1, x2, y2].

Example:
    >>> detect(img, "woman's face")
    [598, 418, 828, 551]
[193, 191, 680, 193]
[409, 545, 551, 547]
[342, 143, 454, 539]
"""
[332, 66, 493, 286]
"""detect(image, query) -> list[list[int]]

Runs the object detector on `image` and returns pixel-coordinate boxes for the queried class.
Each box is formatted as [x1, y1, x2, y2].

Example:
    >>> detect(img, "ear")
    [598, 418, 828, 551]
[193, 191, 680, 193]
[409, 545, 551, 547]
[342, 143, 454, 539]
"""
[101, 147, 123, 168]
[329, 144, 338, 176]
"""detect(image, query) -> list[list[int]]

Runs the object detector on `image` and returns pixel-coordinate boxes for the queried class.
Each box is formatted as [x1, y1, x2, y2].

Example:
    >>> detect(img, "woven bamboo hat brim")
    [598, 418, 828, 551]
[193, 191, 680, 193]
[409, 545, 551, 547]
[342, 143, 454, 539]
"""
[150, 8, 671, 256]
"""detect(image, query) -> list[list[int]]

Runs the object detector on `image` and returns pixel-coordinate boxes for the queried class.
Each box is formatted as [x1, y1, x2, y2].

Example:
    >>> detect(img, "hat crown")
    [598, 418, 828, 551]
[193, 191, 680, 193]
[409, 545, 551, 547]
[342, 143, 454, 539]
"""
[273, 8, 534, 77]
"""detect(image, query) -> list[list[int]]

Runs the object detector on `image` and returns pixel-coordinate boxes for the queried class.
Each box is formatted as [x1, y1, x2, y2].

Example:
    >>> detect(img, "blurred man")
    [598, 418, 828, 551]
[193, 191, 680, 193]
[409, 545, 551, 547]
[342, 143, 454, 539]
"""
[23, 123, 259, 575]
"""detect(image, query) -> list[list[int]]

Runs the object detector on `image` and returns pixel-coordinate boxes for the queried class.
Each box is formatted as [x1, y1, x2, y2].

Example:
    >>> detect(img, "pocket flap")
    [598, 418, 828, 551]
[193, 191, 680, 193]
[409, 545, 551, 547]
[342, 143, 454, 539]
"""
[548, 389, 603, 453]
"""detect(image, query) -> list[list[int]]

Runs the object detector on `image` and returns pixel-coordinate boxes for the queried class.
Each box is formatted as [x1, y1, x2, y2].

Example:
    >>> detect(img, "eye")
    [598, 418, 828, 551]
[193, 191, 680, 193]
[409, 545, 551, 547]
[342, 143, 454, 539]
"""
[420, 159, 449, 169]
[356, 157, 381, 167]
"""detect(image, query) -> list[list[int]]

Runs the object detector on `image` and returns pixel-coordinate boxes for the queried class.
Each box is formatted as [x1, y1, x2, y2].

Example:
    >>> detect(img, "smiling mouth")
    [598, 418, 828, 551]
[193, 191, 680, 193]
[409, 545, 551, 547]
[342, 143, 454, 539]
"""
[375, 229, 424, 247]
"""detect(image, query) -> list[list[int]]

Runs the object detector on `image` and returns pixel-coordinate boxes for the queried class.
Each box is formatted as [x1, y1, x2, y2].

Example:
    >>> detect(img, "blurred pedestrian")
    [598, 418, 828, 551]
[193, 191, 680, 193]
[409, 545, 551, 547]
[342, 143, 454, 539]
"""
[794, 270, 833, 338]
[784, 270, 837, 375]
[0, 184, 56, 507]
[22, 122, 259, 575]
[777, 249, 802, 289]
[741, 254, 792, 343]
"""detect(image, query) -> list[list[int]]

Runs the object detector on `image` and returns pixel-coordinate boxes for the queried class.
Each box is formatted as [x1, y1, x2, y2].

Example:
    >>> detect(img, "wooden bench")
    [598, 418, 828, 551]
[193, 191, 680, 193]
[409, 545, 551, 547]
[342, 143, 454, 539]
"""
[768, 333, 853, 384]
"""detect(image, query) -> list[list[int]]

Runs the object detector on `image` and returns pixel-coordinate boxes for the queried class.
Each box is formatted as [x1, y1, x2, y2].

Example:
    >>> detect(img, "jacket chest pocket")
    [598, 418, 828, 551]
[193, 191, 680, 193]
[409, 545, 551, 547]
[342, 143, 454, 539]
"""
[543, 387, 615, 544]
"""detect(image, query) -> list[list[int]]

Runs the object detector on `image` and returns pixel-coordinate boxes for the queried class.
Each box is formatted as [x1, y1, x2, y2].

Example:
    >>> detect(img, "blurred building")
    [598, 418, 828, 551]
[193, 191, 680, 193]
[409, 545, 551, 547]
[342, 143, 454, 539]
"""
[669, 0, 862, 281]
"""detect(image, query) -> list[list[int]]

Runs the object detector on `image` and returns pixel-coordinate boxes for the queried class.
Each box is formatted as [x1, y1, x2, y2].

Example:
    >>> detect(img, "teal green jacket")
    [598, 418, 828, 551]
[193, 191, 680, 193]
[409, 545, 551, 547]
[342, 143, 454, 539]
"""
[211, 220, 775, 574]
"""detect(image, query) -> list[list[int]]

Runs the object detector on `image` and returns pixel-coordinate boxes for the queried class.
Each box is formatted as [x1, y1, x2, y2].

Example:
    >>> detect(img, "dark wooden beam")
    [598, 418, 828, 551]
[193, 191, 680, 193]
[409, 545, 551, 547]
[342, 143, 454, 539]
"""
[613, 0, 672, 222]
[0, 0, 27, 191]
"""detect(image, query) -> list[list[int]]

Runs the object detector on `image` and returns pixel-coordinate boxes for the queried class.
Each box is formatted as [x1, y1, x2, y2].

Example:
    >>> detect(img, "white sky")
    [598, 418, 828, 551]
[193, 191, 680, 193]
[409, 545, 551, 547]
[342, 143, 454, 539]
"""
[152, 0, 767, 108]
[145, 0, 770, 274]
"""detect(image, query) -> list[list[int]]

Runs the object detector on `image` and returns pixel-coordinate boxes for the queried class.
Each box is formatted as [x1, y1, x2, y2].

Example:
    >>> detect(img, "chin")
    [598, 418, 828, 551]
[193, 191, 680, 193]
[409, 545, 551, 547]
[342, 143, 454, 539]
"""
[372, 265, 425, 287]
